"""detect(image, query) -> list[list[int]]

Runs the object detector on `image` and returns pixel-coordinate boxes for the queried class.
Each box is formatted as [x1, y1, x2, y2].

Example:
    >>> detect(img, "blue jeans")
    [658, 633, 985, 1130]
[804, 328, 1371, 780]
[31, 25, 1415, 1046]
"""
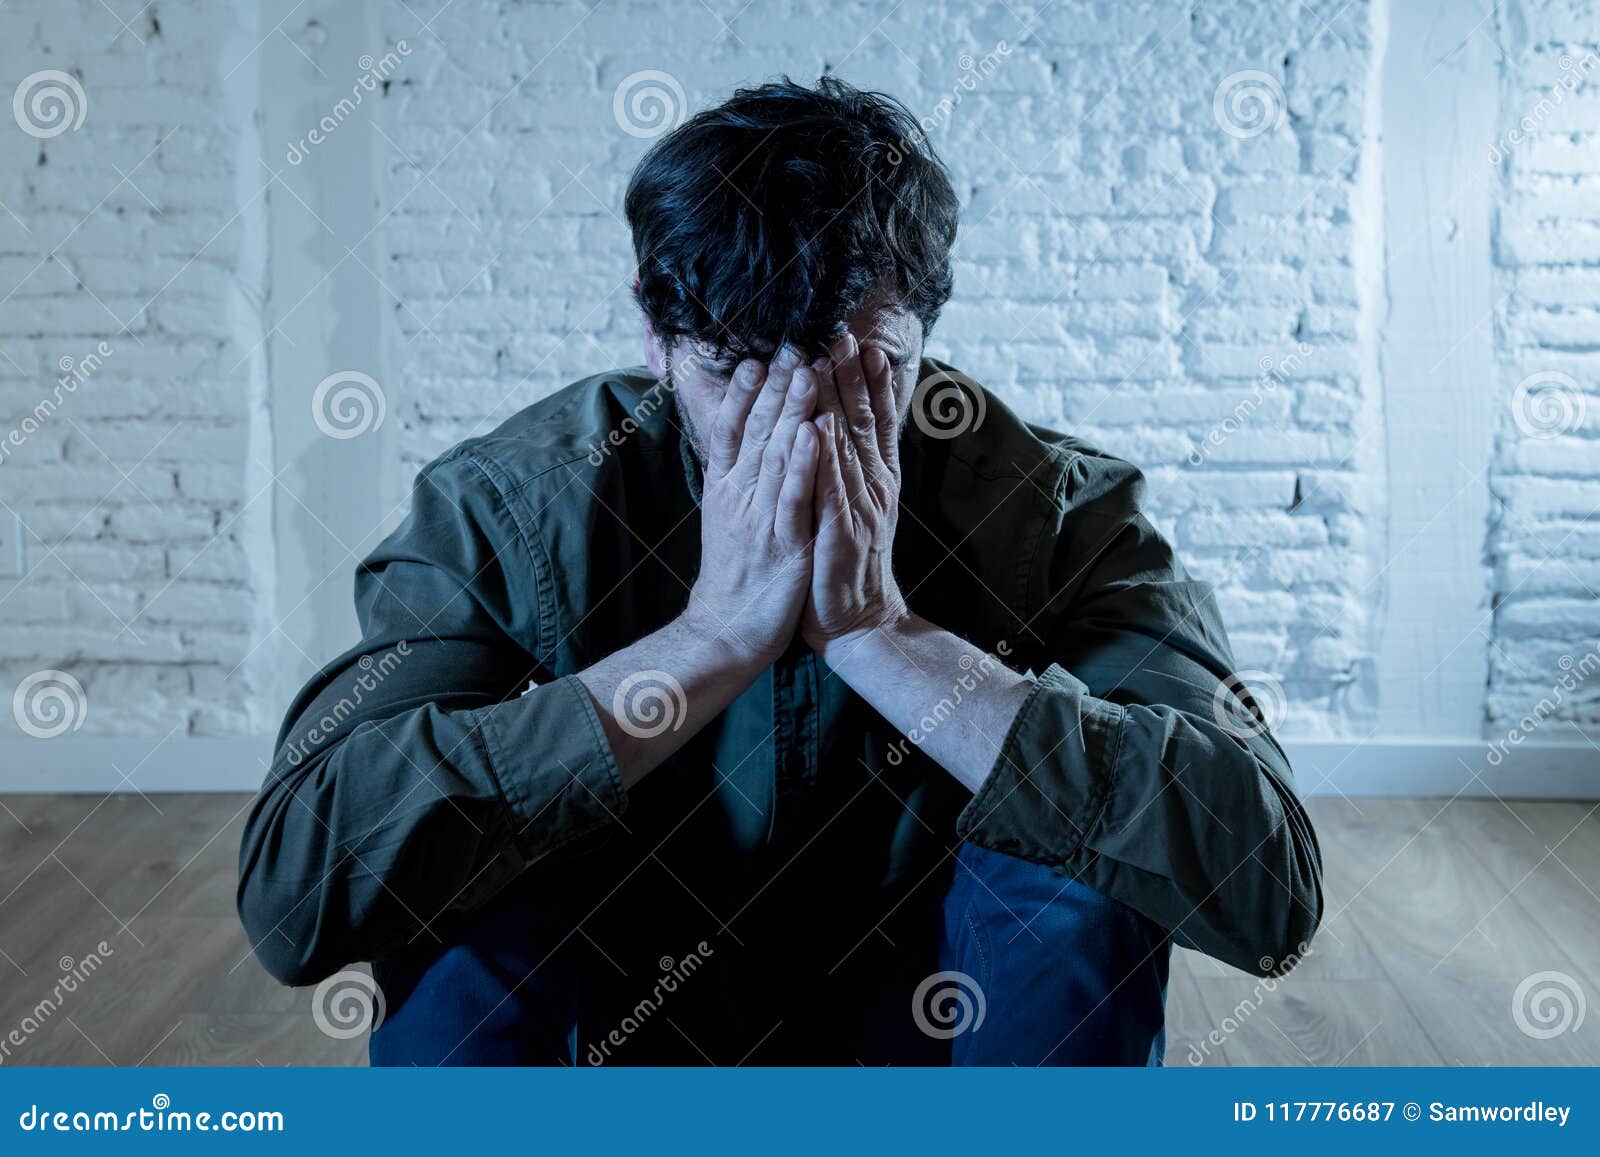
[369, 842, 1169, 1066]
[938, 843, 1169, 1065]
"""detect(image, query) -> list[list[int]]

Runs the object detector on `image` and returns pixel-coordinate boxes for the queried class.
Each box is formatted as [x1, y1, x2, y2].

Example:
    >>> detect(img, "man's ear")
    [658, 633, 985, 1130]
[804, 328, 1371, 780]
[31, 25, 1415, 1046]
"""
[642, 316, 669, 380]
[636, 273, 670, 380]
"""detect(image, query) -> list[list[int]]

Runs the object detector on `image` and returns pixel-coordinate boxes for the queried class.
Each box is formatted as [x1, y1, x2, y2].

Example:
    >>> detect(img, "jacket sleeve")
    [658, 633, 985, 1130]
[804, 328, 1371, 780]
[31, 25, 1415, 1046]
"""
[236, 453, 625, 986]
[956, 451, 1323, 976]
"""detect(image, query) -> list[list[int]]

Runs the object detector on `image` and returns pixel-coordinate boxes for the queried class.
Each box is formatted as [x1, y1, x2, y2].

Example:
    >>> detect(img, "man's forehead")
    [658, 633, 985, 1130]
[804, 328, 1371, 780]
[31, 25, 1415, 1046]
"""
[687, 295, 917, 363]
[844, 295, 918, 345]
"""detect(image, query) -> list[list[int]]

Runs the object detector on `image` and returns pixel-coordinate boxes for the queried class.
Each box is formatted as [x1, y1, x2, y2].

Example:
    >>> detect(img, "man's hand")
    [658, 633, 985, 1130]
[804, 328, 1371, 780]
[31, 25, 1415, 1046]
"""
[577, 345, 819, 788]
[802, 333, 910, 659]
[799, 334, 1031, 796]
[684, 345, 821, 663]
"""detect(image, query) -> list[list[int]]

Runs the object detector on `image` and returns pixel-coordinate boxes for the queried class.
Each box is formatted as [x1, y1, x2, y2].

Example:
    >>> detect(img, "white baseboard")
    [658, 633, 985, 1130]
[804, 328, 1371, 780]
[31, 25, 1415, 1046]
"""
[1284, 738, 1598, 800]
[0, 736, 1593, 798]
[0, 737, 273, 793]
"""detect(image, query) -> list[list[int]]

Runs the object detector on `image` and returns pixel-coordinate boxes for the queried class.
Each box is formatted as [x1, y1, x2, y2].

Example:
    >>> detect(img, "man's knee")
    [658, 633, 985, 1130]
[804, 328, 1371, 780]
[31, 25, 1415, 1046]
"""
[368, 887, 579, 1067]
[939, 842, 1170, 1066]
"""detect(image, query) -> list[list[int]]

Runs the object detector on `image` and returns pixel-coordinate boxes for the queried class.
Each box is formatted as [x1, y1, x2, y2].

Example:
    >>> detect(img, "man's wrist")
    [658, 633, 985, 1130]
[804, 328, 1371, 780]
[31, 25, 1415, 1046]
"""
[674, 605, 781, 682]
[819, 608, 922, 673]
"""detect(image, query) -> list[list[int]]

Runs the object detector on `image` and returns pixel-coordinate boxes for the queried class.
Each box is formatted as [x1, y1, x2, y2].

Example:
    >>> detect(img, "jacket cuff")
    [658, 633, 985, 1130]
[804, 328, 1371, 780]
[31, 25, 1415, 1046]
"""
[956, 663, 1124, 865]
[477, 674, 627, 858]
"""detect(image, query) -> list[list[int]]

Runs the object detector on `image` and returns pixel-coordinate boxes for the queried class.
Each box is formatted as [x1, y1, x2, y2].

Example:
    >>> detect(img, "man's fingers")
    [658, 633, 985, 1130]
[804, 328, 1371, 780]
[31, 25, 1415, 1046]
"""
[816, 341, 844, 419]
[830, 332, 867, 426]
[812, 412, 851, 539]
[862, 346, 899, 472]
[732, 344, 802, 485]
[775, 420, 818, 553]
[832, 338, 879, 464]
[754, 365, 818, 510]
[708, 359, 766, 478]
[823, 364, 869, 505]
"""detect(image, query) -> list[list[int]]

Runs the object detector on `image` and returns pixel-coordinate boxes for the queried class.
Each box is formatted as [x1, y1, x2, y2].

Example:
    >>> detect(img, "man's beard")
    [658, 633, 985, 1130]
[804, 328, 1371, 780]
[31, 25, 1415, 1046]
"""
[667, 374, 709, 464]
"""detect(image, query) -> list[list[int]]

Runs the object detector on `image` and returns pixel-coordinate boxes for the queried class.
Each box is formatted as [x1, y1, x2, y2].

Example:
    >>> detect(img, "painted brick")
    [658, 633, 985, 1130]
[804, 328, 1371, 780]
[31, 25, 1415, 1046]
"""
[3, 0, 1591, 747]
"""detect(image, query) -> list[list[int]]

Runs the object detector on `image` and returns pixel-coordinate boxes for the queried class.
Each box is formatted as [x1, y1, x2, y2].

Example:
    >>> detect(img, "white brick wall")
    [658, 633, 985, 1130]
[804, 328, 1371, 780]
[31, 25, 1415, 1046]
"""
[1, 0, 1595, 758]
[1488, 0, 1600, 742]
[379, 0, 1381, 736]
[0, 0, 273, 740]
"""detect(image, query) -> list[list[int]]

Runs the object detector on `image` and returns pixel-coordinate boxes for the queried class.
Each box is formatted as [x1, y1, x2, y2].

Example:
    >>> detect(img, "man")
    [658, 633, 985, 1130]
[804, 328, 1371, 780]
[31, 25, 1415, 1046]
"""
[237, 77, 1322, 1066]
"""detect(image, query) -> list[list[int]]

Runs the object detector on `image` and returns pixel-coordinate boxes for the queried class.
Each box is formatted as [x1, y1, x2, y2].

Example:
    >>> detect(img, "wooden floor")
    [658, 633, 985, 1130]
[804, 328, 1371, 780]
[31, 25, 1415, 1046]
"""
[0, 793, 1596, 1066]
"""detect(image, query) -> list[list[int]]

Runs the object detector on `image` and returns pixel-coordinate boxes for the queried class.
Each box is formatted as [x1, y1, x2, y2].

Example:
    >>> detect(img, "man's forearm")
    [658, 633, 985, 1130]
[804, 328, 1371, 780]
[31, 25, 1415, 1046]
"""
[575, 346, 821, 791]
[821, 613, 1033, 794]
[576, 611, 769, 789]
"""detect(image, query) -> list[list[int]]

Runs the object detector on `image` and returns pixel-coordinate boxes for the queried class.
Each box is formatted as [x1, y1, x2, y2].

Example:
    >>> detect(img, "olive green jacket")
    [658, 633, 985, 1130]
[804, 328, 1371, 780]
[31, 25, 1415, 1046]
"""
[237, 361, 1322, 986]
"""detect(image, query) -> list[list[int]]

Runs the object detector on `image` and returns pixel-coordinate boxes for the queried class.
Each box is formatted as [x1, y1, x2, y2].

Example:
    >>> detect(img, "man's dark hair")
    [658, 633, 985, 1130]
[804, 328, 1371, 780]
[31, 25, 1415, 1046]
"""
[625, 75, 959, 361]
